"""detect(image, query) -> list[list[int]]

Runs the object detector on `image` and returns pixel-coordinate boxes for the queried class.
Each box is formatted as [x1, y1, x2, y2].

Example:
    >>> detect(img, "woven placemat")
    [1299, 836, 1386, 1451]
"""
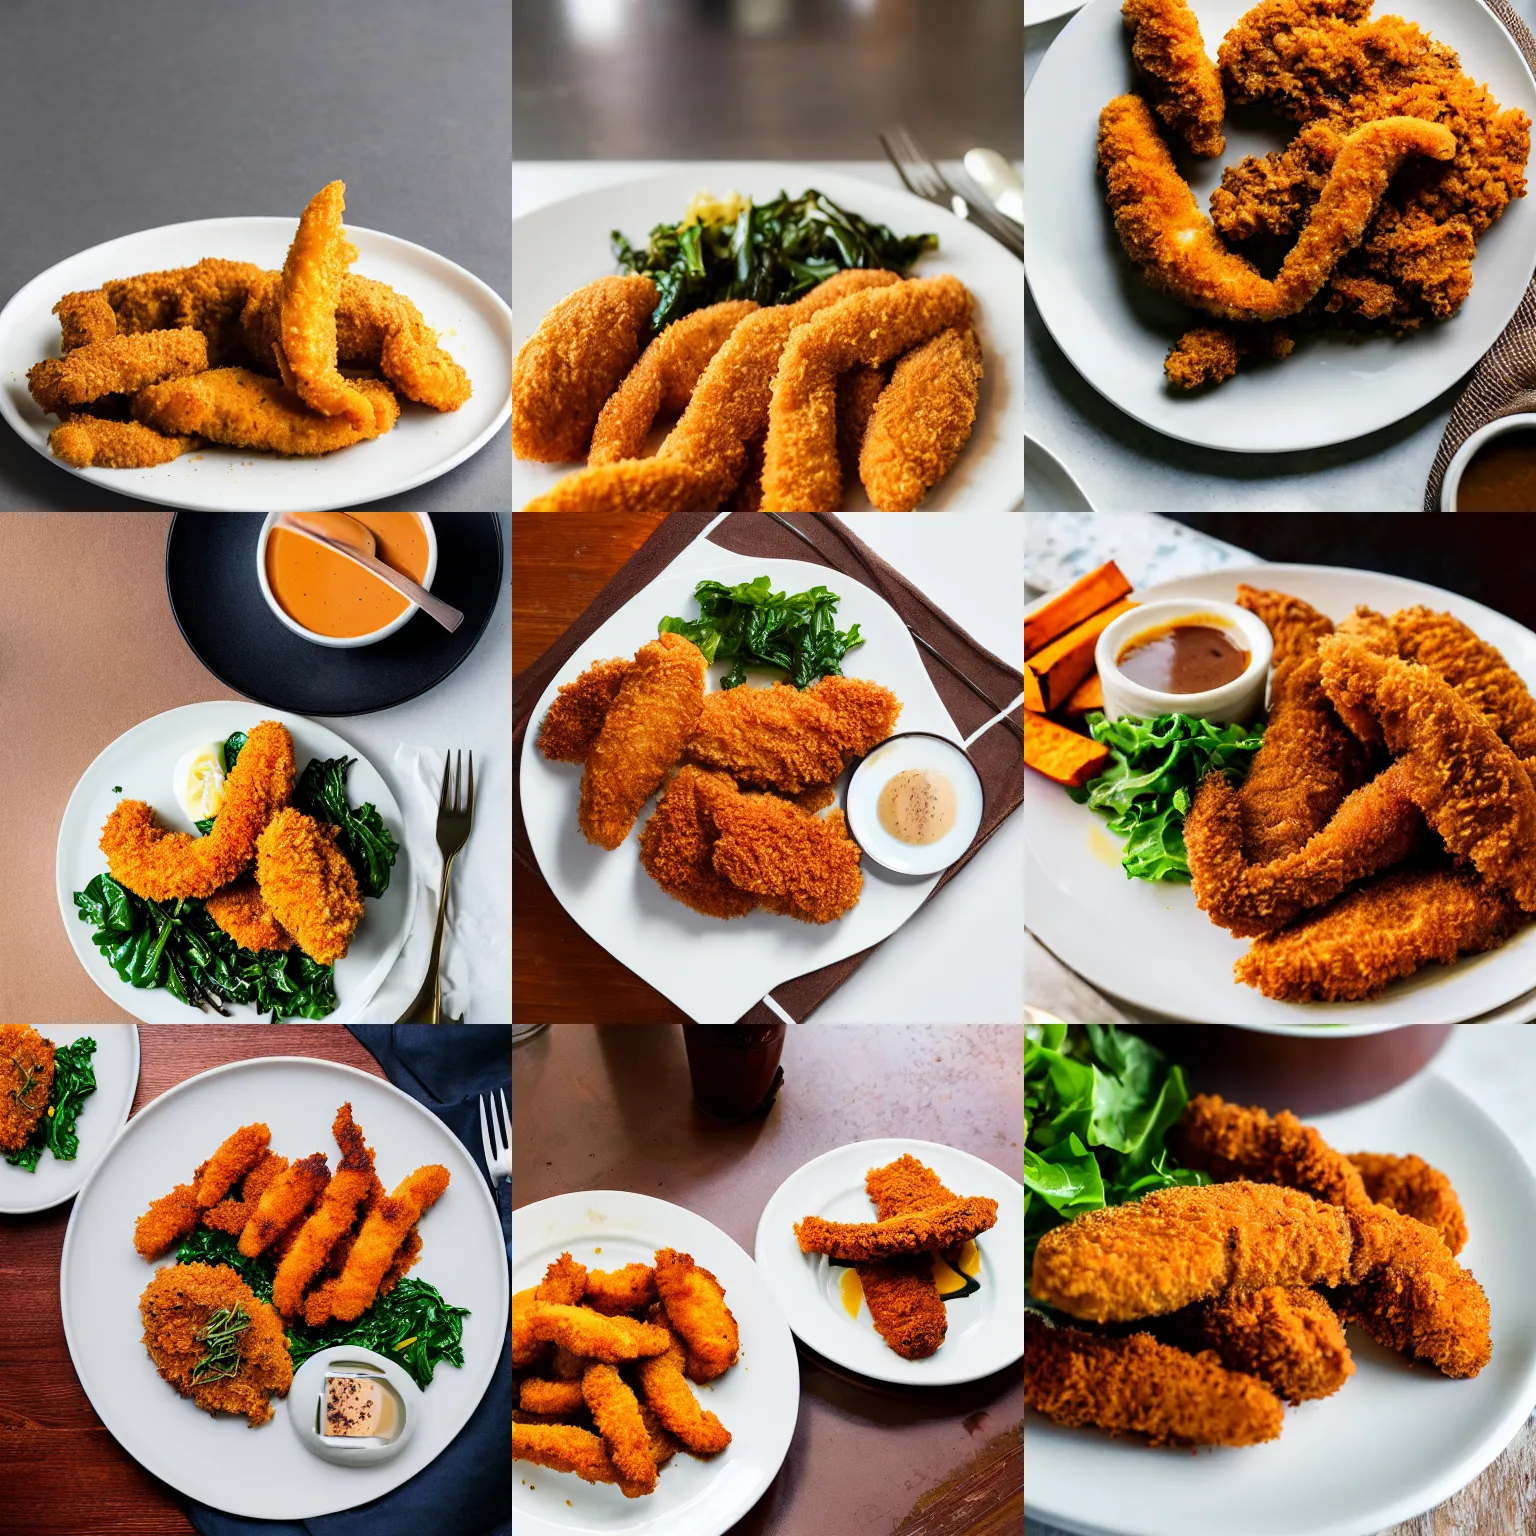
[1423, 0, 1536, 510]
[512, 513, 1023, 1024]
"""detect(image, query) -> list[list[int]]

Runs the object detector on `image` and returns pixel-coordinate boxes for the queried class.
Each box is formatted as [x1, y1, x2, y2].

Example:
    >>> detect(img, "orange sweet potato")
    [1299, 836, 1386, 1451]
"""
[1023, 599, 1135, 714]
[1025, 560, 1132, 657]
[1061, 672, 1104, 716]
[1025, 711, 1110, 788]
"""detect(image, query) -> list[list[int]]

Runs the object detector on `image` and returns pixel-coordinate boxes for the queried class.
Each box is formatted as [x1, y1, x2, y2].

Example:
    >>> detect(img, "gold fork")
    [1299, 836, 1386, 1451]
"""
[398, 750, 475, 1023]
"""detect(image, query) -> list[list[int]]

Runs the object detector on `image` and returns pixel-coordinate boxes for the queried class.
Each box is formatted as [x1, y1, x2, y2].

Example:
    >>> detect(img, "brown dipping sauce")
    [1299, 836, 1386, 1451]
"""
[1116, 618, 1249, 695]
[1455, 429, 1536, 511]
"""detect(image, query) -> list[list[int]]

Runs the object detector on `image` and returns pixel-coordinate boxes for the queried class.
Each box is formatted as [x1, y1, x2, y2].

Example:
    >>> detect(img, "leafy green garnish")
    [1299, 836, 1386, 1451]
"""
[5, 1036, 97, 1172]
[1066, 711, 1264, 881]
[177, 1227, 276, 1301]
[73, 873, 337, 1020]
[613, 189, 937, 332]
[294, 756, 399, 900]
[660, 576, 864, 689]
[1025, 1024, 1207, 1280]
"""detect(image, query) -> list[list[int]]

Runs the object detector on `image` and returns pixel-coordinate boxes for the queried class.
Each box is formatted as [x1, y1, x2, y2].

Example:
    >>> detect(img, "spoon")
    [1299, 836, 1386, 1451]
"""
[278, 512, 463, 632]
[963, 148, 1024, 226]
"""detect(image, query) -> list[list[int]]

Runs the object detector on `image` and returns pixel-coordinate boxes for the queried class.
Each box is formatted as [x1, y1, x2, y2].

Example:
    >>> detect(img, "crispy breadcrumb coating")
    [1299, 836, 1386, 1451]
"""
[635, 1305, 733, 1453]
[54, 290, 118, 350]
[582, 1363, 658, 1494]
[103, 257, 265, 364]
[29, 329, 208, 414]
[0, 1024, 55, 1152]
[538, 658, 633, 763]
[1350, 1151, 1468, 1255]
[522, 1301, 673, 1363]
[238, 1151, 331, 1257]
[193, 1123, 272, 1208]
[48, 415, 198, 468]
[585, 1263, 660, 1315]
[1122, 0, 1226, 157]
[255, 808, 364, 965]
[535, 1252, 590, 1306]
[206, 875, 293, 952]
[1164, 324, 1294, 388]
[797, 1196, 1000, 1262]
[638, 767, 758, 919]
[653, 1247, 739, 1382]
[522, 457, 717, 513]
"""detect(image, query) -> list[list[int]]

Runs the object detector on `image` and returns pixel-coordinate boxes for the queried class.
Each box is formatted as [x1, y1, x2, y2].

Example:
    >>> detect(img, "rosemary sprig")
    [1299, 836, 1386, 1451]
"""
[191, 1305, 250, 1384]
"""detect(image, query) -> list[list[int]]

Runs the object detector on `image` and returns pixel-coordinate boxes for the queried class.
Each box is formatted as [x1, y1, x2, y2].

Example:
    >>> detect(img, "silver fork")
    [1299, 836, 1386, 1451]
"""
[478, 1086, 510, 1188]
[880, 125, 1024, 261]
[398, 750, 475, 1024]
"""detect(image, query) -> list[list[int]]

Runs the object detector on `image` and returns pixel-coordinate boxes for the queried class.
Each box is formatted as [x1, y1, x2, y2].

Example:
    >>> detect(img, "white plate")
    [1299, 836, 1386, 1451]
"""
[1025, 563, 1536, 1025]
[1026, 434, 1095, 510]
[519, 549, 963, 1023]
[753, 1138, 1024, 1387]
[512, 164, 1024, 511]
[0, 217, 512, 510]
[0, 1024, 139, 1215]
[56, 702, 414, 1023]
[513, 1189, 799, 1536]
[1027, 0, 1085, 23]
[59, 1055, 509, 1520]
[1024, 0, 1536, 452]
[1026, 1069, 1536, 1536]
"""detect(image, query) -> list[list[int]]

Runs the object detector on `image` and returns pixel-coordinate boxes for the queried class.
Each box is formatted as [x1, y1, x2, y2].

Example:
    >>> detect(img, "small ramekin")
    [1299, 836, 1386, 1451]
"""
[1094, 599, 1272, 725]
[1439, 413, 1536, 512]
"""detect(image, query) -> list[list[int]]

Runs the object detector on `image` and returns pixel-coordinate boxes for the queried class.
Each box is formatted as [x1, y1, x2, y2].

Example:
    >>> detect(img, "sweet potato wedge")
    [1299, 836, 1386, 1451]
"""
[1026, 561, 1132, 657]
[1061, 672, 1104, 716]
[1024, 599, 1136, 714]
[1025, 711, 1110, 788]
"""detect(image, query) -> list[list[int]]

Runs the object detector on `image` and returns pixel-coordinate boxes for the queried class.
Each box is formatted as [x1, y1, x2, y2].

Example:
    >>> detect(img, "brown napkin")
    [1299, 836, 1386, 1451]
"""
[512, 513, 1023, 1024]
[1423, 0, 1536, 511]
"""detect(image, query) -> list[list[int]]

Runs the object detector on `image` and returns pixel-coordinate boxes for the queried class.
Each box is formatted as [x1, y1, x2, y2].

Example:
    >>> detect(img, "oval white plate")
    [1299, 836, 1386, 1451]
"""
[1025, 563, 1536, 1025]
[513, 1189, 799, 1536]
[0, 1024, 139, 1215]
[753, 1137, 1024, 1387]
[1026, 1070, 1536, 1536]
[55, 702, 414, 1023]
[1025, 0, 1536, 452]
[60, 1055, 508, 1520]
[512, 164, 1023, 511]
[0, 217, 512, 510]
[519, 551, 965, 1023]
[1027, 0, 1085, 23]
[1026, 434, 1095, 511]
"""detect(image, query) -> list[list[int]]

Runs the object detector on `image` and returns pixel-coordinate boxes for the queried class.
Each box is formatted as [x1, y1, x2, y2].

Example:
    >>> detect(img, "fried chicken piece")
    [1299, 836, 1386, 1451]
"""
[238, 1151, 331, 1257]
[686, 675, 902, 794]
[1349, 1151, 1468, 1256]
[48, 415, 198, 469]
[859, 1154, 961, 1360]
[523, 1301, 673, 1363]
[255, 808, 364, 965]
[635, 1308, 733, 1454]
[657, 269, 901, 507]
[1317, 636, 1536, 909]
[28, 329, 208, 415]
[1025, 1323, 1283, 1447]
[858, 325, 983, 511]
[1028, 1183, 1352, 1324]
[582, 1363, 658, 1495]
[535, 1252, 590, 1306]
[836, 363, 888, 480]
[514, 1422, 634, 1489]
[99, 720, 295, 902]
[579, 633, 707, 850]
[1097, 94, 1455, 323]
[762, 275, 974, 511]
[512, 1287, 545, 1370]
[519, 1377, 586, 1416]
[731, 428, 768, 510]
[1122, 0, 1226, 157]
[103, 258, 266, 364]
[638, 767, 759, 919]
[1159, 1285, 1353, 1404]
[54, 290, 118, 351]
[695, 775, 864, 923]
[273, 180, 372, 429]
[521, 457, 718, 513]
[654, 1248, 739, 1383]
[202, 1150, 290, 1236]
[206, 874, 293, 953]
[1210, 121, 1344, 247]
[193, 1123, 272, 1208]
[0, 1024, 55, 1153]
[1164, 323, 1295, 388]
[538, 658, 633, 764]
[639, 1403, 680, 1469]
[134, 1185, 203, 1258]
[513, 275, 658, 461]
[797, 1196, 1000, 1262]
[585, 1264, 659, 1315]
[317, 1164, 449, 1323]
[588, 299, 759, 465]
[133, 367, 399, 456]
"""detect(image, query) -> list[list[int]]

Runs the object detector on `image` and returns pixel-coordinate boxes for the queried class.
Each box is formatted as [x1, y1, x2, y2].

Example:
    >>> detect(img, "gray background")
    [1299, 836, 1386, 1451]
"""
[0, 0, 510, 511]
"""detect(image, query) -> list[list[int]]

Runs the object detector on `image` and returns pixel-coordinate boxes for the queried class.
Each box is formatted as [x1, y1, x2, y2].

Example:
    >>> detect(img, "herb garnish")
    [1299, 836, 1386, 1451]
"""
[5, 1036, 98, 1172]
[191, 1304, 250, 1384]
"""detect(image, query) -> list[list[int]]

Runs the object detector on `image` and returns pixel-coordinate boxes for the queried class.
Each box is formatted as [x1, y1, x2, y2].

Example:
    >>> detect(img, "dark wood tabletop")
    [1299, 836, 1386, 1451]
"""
[0, 1026, 385, 1536]
[512, 1022, 1024, 1535]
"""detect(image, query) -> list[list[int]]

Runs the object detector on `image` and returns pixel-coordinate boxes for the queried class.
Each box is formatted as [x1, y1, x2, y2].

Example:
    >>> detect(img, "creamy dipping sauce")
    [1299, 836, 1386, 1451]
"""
[266, 512, 429, 638]
[323, 1373, 400, 1439]
[1116, 618, 1249, 694]
[1455, 430, 1536, 511]
[877, 768, 957, 845]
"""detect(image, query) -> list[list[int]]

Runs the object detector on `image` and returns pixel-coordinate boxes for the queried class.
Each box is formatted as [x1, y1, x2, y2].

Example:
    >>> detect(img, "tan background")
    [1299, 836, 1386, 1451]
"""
[0, 512, 243, 1021]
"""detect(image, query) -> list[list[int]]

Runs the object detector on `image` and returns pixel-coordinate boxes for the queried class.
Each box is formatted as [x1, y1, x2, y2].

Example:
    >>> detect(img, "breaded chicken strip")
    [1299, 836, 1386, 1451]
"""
[514, 1422, 640, 1491]
[316, 1164, 449, 1323]
[48, 415, 198, 469]
[201, 1150, 290, 1236]
[1349, 1151, 1468, 1256]
[522, 1301, 673, 1363]
[512, 1287, 545, 1369]
[194, 1123, 272, 1207]
[133, 367, 399, 456]
[589, 299, 759, 465]
[1122, 0, 1226, 157]
[582, 1364, 658, 1495]
[635, 1306, 733, 1454]
[54, 291, 118, 350]
[521, 457, 717, 513]
[638, 767, 759, 919]
[206, 874, 293, 952]
[537, 658, 632, 763]
[133, 1184, 204, 1258]
[797, 1196, 1000, 1262]
[535, 1251, 590, 1306]
[1026, 1323, 1283, 1447]
[860, 1153, 961, 1360]
[28, 329, 208, 415]
[654, 1248, 739, 1382]
[859, 326, 983, 511]
[255, 809, 364, 964]
[104, 257, 265, 364]
[585, 1263, 659, 1315]
[519, 1377, 586, 1416]
[1029, 1183, 1352, 1324]
[836, 364, 888, 480]
[238, 1151, 331, 1257]
[513, 275, 658, 461]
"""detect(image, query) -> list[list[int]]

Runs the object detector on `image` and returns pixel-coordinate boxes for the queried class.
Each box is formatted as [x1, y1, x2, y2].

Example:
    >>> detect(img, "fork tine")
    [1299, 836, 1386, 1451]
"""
[438, 752, 451, 812]
[465, 752, 475, 820]
[879, 132, 922, 199]
[478, 1093, 493, 1171]
[498, 1086, 509, 1152]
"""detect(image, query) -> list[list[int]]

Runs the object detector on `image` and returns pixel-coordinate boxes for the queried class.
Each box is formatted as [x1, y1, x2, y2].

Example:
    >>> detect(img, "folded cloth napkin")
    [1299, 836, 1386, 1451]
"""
[512, 511, 1023, 1023]
[1423, 0, 1536, 510]
[187, 1026, 511, 1536]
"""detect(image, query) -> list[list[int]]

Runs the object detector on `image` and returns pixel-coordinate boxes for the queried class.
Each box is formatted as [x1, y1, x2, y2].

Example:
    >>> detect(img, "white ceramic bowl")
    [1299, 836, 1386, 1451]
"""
[845, 731, 985, 876]
[256, 512, 438, 649]
[1440, 413, 1536, 511]
[1094, 599, 1272, 725]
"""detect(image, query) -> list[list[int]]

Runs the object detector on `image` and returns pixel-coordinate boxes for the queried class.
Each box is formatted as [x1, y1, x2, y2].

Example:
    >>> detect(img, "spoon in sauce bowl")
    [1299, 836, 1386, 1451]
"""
[279, 512, 464, 632]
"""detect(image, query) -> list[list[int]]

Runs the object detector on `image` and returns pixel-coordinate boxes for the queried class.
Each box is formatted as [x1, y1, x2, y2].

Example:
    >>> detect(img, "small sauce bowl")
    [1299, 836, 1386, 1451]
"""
[1440, 413, 1536, 512]
[287, 1345, 421, 1466]
[1095, 600, 1271, 725]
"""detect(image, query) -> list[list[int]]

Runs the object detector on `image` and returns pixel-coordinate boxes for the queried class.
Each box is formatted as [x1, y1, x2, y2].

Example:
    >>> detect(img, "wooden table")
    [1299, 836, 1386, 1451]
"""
[512, 1023, 1024, 1534]
[0, 1027, 385, 1536]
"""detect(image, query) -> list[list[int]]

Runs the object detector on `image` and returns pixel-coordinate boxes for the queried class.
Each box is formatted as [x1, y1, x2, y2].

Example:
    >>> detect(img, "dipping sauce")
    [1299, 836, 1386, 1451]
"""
[1116, 618, 1249, 695]
[266, 512, 429, 638]
[1455, 429, 1536, 511]
[877, 768, 957, 846]
[323, 1372, 400, 1439]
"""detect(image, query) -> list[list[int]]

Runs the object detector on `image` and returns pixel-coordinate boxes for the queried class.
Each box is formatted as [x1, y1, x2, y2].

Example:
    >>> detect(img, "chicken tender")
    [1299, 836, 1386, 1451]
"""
[54, 290, 118, 350]
[28, 328, 209, 414]
[518, 1377, 586, 1416]
[202, 1150, 291, 1236]
[638, 767, 759, 919]
[0, 1024, 55, 1153]
[104, 257, 265, 364]
[134, 1184, 204, 1258]
[535, 1251, 590, 1306]
[512, 1287, 545, 1370]
[537, 658, 633, 763]
[206, 874, 293, 952]
[859, 1154, 961, 1359]
[238, 1151, 331, 1257]
[836, 364, 888, 478]
[585, 1263, 660, 1315]
[1164, 323, 1295, 389]
[1349, 1151, 1468, 1255]
[316, 1164, 449, 1323]
[797, 1197, 1000, 1262]
[653, 1248, 739, 1383]
[521, 457, 717, 513]
[1122, 0, 1225, 156]
[513, 275, 659, 461]
[255, 808, 364, 965]
[48, 415, 198, 469]
[194, 1123, 273, 1208]
[582, 1363, 658, 1495]
[635, 1309, 733, 1454]
[514, 1422, 636, 1490]
[522, 1301, 673, 1363]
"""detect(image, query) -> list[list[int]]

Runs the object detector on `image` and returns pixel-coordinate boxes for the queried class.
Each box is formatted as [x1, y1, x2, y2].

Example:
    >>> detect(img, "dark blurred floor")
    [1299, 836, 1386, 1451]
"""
[514, 0, 1023, 159]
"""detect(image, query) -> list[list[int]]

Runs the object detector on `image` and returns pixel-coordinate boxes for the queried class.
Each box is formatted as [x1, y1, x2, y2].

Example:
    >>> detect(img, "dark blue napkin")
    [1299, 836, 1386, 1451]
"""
[188, 1026, 511, 1536]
